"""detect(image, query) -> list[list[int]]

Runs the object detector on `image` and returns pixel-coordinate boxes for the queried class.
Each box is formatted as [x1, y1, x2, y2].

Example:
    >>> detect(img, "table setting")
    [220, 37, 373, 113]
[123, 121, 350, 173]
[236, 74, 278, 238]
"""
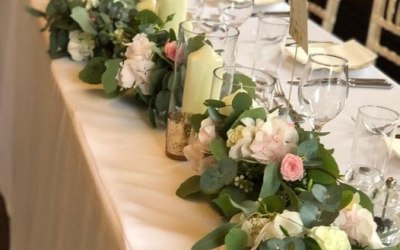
[2, 0, 400, 249]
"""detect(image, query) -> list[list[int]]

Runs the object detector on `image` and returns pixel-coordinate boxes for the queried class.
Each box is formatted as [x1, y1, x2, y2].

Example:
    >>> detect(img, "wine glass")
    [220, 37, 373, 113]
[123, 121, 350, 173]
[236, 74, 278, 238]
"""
[298, 53, 349, 132]
[218, 0, 254, 28]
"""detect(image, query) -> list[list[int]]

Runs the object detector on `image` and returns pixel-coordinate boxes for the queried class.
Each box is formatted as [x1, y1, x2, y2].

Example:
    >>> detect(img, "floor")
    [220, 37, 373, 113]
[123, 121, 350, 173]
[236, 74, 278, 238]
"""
[0, 195, 9, 250]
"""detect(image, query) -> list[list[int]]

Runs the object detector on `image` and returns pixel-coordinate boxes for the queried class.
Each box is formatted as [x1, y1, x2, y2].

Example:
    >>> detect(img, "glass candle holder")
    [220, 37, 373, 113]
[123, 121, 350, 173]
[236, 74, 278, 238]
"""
[165, 20, 239, 160]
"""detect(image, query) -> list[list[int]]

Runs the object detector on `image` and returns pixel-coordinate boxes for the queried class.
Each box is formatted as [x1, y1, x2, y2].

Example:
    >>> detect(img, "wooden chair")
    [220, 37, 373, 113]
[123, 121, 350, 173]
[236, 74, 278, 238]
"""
[366, 0, 400, 66]
[307, 0, 342, 32]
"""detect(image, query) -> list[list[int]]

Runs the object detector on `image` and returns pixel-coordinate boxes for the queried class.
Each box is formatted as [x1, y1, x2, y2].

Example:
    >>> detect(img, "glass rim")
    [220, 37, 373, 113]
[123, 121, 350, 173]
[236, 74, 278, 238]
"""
[358, 105, 400, 121]
[259, 15, 289, 26]
[178, 20, 240, 38]
[308, 53, 349, 68]
[213, 66, 276, 86]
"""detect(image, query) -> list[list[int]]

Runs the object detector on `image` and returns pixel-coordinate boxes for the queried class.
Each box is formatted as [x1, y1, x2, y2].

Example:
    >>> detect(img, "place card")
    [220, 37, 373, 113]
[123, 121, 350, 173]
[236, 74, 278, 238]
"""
[289, 0, 308, 53]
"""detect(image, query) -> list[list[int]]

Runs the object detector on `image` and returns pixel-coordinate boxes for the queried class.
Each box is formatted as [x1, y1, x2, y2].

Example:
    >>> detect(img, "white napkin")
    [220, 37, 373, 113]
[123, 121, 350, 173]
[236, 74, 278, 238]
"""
[285, 39, 377, 69]
[254, 0, 284, 5]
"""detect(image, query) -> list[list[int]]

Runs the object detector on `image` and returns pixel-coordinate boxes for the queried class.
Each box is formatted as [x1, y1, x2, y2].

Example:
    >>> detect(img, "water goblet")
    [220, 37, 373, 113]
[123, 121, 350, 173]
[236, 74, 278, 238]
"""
[218, 0, 254, 28]
[297, 53, 349, 132]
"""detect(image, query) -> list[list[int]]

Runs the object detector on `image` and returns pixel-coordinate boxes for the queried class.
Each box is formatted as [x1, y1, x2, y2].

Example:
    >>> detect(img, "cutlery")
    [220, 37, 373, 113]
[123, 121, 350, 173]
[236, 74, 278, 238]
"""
[251, 11, 290, 17]
[287, 78, 393, 89]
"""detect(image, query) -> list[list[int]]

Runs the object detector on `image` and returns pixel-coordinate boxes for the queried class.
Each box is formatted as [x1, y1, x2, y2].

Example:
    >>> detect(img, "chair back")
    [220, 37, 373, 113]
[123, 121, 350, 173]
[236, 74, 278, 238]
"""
[366, 0, 400, 66]
[307, 0, 342, 32]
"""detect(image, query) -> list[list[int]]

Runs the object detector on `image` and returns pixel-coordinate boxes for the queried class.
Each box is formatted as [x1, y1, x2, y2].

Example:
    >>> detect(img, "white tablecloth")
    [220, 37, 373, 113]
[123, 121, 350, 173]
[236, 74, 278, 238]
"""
[0, 1, 399, 250]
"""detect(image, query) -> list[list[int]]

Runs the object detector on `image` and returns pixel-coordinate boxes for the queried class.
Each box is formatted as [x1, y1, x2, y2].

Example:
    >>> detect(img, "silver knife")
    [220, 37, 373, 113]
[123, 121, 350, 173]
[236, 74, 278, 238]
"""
[287, 78, 394, 89]
[251, 11, 290, 17]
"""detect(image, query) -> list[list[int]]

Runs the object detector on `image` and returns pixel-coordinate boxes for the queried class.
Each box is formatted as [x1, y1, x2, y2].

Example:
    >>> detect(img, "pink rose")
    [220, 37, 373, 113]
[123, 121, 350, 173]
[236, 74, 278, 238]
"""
[280, 153, 304, 182]
[164, 40, 178, 61]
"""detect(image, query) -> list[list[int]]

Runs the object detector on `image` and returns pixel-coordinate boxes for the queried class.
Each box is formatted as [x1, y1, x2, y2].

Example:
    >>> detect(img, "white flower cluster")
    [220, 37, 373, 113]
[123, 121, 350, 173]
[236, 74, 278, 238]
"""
[83, 0, 100, 10]
[239, 194, 383, 250]
[67, 30, 95, 62]
[227, 117, 298, 164]
[117, 33, 155, 95]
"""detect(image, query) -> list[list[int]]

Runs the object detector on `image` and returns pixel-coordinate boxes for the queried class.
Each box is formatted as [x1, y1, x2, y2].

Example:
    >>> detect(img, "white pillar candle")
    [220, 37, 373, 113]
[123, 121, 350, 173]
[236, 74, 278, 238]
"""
[182, 44, 223, 114]
[137, 0, 156, 12]
[157, 0, 187, 34]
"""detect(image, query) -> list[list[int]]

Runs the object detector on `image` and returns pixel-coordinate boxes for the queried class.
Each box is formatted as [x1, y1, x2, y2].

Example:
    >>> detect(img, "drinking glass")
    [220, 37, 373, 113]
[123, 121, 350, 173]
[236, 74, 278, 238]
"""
[252, 16, 289, 79]
[218, 0, 254, 27]
[187, 0, 205, 20]
[344, 105, 399, 193]
[212, 66, 276, 113]
[297, 53, 349, 132]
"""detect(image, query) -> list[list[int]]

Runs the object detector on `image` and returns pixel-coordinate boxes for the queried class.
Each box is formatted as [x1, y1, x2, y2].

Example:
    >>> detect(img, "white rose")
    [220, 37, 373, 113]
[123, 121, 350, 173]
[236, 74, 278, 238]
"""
[67, 30, 95, 62]
[252, 210, 304, 249]
[125, 33, 155, 60]
[241, 217, 270, 247]
[228, 118, 263, 160]
[309, 226, 351, 250]
[117, 57, 155, 94]
[333, 203, 384, 248]
[84, 0, 100, 9]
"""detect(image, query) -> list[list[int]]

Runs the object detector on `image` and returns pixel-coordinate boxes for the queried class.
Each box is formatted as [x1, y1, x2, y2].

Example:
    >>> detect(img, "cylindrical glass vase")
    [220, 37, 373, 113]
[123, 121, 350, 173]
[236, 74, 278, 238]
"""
[165, 20, 239, 160]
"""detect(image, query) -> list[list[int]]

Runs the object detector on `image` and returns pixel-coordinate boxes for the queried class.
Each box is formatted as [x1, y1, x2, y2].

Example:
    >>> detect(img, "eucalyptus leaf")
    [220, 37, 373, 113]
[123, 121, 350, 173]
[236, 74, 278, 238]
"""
[213, 194, 240, 217]
[25, 7, 46, 17]
[70, 7, 98, 35]
[79, 57, 107, 84]
[338, 190, 354, 209]
[186, 35, 205, 55]
[303, 237, 322, 250]
[200, 158, 238, 194]
[259, 196, 285, 214]
[225, 228, 247, 250]
[155, 90, 170, 113]
[135, 9, 162, 26]
[311, 184, 328, 203]
[176, 175, 201, 198]
[308, 168, 337, 185]
[232, 92, 252, 111]
[231, 108, 267, 128]
[192, 223, 237, 250]
[259, 163, 281, 198]
[208, 107, 224, 122]
[204, 99, 226, 108]
[339, 183, 373, 213]
[282, 183, 299, 210]
[259, 238, 289, 250]
[101, 59, 122, 97]
[209, 138, 228, 161]
[297, 139, 319, 158]
[190, 114, 207, 133]
[229, 198, 258, 217]
[149, 68, 168, 94]
[300, 202, 319, 228]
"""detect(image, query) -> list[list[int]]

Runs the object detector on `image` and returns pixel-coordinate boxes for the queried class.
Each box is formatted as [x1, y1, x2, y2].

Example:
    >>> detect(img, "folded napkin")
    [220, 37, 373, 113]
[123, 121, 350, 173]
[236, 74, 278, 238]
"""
[285, 39, 377, 69]
[254, 0, 284, 5]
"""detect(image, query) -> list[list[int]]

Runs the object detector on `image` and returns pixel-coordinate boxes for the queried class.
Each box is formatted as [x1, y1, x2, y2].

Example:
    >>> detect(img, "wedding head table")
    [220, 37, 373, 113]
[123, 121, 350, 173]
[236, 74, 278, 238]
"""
[0, 0, 399, 249]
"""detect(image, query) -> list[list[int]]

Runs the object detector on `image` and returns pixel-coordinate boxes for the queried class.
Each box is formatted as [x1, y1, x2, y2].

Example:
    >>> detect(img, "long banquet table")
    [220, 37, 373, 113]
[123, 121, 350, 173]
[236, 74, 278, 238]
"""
[0, 0, 399, 249]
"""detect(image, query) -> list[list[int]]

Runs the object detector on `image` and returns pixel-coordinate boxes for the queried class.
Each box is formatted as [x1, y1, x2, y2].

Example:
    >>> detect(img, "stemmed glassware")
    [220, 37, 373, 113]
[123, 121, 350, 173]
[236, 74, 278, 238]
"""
[297, 53, 349, 132]
[218, 0, 254, 27]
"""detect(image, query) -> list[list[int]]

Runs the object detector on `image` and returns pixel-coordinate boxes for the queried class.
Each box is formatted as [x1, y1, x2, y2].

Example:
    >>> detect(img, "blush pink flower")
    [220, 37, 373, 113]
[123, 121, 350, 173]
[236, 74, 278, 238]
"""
[249, 118, 298, 164]
[164, 40, 178, 61]
[280, 153, 304, 182]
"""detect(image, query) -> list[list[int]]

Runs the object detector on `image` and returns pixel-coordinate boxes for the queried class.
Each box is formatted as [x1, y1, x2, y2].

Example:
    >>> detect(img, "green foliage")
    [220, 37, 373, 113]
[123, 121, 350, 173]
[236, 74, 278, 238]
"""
[209, 138, 228, 161]
[192, 223, 237, 250]
[225, 228, 247, 250]
[259, 163, 281, 198]
[176, 175, 201, 198]
[200, 158, 238, 194]
[232, 72, 256, 98]
[79, 57, 107, 84]
[70, 7, 97, 35]
[232, 92, 252, 111]
[101, 59, 122, 97]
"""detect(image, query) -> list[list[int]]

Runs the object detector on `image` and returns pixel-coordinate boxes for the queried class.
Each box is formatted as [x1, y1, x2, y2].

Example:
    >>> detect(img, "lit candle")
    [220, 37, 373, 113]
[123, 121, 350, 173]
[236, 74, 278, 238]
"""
[182, 44, 223, 114]
[137, 0, 156, 12]
[157, 0, 187, 34]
